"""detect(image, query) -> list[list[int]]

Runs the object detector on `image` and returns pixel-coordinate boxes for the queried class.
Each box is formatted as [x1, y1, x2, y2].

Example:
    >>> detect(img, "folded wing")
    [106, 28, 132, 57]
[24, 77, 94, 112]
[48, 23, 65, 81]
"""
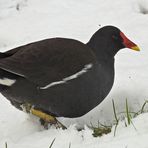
[0, 38, 96, 87]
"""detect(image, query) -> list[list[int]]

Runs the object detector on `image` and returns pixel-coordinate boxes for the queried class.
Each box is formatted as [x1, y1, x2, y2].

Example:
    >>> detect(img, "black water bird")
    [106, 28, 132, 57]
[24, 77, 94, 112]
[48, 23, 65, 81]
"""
[0, 26, 140, 128]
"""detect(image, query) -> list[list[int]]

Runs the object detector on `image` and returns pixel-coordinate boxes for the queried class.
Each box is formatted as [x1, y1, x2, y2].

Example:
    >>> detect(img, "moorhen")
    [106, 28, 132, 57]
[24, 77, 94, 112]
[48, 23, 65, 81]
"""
[0, 26, 140, 128]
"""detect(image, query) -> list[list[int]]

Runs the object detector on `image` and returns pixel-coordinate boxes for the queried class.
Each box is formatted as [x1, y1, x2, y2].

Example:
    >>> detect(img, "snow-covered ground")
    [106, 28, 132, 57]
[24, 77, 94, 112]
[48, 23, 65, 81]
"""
[0, 0, 148, 147]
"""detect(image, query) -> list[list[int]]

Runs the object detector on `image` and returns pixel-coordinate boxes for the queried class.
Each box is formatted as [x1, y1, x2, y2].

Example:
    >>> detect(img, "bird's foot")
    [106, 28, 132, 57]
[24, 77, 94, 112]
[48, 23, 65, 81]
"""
[21, 103, 67, 129]
[20, 103, 32, 113]
[30, 108, 67, 129]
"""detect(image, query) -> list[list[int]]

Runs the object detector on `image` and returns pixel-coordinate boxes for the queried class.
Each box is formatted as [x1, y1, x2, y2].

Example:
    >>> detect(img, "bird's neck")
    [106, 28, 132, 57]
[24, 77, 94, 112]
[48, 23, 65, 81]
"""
[86, 41, 115, 62]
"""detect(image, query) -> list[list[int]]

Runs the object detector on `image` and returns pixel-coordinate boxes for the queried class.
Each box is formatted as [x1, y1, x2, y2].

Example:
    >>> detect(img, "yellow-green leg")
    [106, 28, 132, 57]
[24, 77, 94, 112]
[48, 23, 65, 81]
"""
[30, 108, 67, 129]
[21, 103, 67, 129]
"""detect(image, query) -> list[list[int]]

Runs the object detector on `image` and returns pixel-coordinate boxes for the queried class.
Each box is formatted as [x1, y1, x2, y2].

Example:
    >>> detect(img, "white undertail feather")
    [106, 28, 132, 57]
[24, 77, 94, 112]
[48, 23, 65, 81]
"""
[40, 63, 93, 89]
[0, 78, 16, 86]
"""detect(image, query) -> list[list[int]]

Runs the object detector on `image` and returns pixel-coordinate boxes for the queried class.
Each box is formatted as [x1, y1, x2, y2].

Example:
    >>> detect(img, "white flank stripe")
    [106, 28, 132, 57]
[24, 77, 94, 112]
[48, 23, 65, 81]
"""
[40, 63, 93, 89]
[0, 78, 16, 86]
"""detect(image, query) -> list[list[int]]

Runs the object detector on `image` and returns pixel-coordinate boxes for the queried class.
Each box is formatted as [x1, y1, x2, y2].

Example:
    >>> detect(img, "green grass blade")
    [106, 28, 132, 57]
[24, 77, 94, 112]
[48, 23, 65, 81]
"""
[5, 142, 7, 148]
[49, 138, 56, 148]
[114, 123, 118, 137]
[141, 100, 148, 113]
[126, 99, 131, 125]
[112, 100, 118, 124]
[69, 142, 71, 148]
[112, 100, 119, 136]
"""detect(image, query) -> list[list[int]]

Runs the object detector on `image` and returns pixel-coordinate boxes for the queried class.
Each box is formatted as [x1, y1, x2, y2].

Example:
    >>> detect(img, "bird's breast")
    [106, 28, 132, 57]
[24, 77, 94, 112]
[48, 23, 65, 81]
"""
[96, 60, 115, 98]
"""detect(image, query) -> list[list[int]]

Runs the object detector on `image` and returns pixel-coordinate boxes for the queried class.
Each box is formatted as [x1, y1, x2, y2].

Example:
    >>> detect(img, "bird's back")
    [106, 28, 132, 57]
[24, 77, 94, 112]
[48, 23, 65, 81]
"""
[0, 37, 115, 118]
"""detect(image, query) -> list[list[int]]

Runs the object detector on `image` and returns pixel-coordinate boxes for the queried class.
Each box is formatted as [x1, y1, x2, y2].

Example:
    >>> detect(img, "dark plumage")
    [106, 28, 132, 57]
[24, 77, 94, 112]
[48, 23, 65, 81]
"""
[0, 26, 139, 118]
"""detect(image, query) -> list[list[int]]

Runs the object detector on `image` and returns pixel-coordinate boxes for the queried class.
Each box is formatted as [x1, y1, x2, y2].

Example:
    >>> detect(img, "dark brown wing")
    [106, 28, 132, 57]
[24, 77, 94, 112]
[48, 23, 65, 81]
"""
[0, 38, 96, 87]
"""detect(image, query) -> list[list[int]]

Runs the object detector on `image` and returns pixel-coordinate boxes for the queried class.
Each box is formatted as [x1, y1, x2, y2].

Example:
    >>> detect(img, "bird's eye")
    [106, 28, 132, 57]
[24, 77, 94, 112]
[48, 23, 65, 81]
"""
[112, 35, 118, 40]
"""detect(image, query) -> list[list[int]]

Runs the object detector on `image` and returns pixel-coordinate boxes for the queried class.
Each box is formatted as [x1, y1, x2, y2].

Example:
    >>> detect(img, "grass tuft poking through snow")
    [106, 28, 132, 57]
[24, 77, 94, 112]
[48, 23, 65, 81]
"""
[92, 125, 111, 137]
[92, 99, 148, 138]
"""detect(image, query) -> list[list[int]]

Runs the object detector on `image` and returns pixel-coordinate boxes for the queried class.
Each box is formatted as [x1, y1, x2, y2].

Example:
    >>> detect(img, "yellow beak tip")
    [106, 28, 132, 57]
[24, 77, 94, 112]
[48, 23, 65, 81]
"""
[131, 46, 140, 51]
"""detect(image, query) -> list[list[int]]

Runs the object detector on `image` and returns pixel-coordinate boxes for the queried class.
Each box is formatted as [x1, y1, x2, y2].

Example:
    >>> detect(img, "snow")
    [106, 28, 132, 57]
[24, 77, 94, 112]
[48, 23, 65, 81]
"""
[0, 0, 148, 147]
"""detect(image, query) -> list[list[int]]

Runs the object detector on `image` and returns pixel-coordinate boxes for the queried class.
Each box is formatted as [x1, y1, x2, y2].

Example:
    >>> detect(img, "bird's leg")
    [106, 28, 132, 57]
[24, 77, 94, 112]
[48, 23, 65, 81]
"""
[39, 118, 49, 129]
[21, 103, 66, 129]
[30, 108, 67, 129]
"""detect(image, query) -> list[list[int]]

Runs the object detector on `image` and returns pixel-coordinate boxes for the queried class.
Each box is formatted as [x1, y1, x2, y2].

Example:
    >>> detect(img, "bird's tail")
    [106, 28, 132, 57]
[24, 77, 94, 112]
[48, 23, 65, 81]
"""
[0, 50, 20, 91]
[0, 52, 17, 91]
[0, 68, 17, 91]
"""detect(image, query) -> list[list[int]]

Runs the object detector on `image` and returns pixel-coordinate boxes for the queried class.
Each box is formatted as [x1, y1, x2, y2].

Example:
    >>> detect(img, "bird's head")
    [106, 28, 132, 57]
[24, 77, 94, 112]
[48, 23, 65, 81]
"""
[87, 26, 140, 58]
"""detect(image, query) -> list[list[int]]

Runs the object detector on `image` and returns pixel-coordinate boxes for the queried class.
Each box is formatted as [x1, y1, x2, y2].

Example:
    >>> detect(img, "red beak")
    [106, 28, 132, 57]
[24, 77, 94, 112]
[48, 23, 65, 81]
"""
[120, 32, 140, 51]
